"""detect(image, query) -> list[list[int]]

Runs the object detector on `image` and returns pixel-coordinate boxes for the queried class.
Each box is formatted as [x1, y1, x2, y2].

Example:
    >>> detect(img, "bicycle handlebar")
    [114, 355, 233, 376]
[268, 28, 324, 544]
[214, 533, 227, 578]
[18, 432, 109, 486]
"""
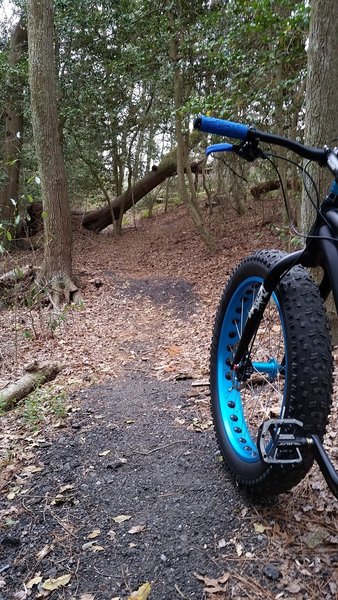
[194, 114, 328, 165]
[194, 115, 249, 141]
[254, 129, 327, 164]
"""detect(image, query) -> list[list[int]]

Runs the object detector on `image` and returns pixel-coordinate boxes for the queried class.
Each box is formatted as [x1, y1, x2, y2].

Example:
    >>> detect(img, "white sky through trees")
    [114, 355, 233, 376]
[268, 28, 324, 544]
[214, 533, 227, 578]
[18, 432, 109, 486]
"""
[0, 0, 16, 29]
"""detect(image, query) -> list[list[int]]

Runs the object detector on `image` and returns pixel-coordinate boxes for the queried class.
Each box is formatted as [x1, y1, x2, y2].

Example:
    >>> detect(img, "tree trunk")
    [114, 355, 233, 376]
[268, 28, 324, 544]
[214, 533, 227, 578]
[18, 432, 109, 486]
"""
[27, 0, 78, 306]
[222, 154, 247, 216]
[82, 134, 201, 233]
[167, 4, 215, 250]
[301, 0, 338, 233]
[301, 0, 338, 339]
[0, 17, 27, 245]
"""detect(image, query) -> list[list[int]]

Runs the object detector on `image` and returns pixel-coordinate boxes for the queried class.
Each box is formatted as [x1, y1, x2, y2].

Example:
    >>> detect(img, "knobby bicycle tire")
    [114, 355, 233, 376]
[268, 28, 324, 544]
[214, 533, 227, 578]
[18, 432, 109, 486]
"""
[210, 249, 333, 498]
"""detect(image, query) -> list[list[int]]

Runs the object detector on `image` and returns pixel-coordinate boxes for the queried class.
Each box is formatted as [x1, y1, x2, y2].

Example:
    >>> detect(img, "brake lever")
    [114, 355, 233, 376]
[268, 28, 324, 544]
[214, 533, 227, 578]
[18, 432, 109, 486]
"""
[205, 137, 265, 163]
[235, 139, 266, 162]
[206, 142, 234, 156]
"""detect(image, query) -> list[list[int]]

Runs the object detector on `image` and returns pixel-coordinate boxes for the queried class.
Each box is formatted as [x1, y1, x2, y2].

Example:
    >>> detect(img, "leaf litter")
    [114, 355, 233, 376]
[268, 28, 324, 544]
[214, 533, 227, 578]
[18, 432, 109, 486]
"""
[1, 201, 338, 599]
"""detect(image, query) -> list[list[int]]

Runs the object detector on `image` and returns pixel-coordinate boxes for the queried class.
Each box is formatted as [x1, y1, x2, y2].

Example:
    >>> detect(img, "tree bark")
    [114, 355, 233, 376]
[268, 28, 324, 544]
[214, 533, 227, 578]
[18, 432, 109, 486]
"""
[27, 0, 78, 306]
[301, 0, 338, 233]
[301, 0, 338, 339]
[0, 17, 27, 244]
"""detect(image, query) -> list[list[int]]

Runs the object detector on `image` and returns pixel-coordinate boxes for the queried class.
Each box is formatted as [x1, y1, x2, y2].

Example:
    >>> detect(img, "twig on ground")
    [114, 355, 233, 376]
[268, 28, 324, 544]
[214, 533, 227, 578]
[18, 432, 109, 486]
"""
[230, 572, 276, 599]
[46, 504, 78, 539]
[127, 439, 187, 456]
[121, 565, 132, 594]
[175, 583, 187, 598]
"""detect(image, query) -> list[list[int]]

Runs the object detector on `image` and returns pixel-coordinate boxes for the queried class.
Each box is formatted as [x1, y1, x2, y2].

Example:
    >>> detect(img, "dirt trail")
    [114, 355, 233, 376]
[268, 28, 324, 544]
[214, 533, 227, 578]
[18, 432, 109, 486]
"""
[1, 202, 338, 599]
[2, 374, 245, 599]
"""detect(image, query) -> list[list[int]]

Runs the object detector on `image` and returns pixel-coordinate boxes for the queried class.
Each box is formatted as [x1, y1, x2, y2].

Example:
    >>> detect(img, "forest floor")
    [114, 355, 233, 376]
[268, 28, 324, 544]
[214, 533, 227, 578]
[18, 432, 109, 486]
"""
[1, 196, 338, 600]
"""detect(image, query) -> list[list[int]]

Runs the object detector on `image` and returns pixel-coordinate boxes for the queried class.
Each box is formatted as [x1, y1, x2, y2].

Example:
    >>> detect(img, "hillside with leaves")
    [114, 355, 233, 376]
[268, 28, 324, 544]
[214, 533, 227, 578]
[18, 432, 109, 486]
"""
[1, 199, 338, 599]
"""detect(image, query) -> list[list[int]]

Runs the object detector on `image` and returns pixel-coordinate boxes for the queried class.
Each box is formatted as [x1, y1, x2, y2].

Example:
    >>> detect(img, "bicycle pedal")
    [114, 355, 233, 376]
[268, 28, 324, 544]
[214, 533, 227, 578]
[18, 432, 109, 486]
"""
[257, 418, 308, 465]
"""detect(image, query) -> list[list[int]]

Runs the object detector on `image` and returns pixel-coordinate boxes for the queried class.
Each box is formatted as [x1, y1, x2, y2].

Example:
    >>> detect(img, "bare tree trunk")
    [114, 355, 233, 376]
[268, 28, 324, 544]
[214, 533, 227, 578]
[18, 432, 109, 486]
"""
[223, 155, 247, 216]
[167, 5, 215, 250]
[164, 177, 170, 214]
[134, 129, 145, 180]
[0, 17, 27, 245]
[301, 0, 338, 233]
[27, 0, 78, 306]
[274, 54, 293, 225]
[301, 0, 338, 338]
[145, 124, 155, 173]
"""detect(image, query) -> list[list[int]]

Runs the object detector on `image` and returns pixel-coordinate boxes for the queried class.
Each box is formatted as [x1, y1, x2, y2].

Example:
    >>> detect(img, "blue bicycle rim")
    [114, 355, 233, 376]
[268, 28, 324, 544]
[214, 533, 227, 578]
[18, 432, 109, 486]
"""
[217, 276, 286, 463]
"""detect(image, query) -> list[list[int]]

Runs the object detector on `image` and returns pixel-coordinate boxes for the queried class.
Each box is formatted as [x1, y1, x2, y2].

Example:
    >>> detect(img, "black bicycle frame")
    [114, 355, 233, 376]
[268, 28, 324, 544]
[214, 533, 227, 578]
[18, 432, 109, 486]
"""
[232, 200, 338, 369]
[231, 196, 338, 498]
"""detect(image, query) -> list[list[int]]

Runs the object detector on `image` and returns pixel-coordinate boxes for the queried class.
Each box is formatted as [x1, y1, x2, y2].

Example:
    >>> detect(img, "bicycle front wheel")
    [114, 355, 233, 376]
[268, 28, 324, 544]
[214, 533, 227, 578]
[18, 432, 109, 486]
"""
[210, 250, 333, 498]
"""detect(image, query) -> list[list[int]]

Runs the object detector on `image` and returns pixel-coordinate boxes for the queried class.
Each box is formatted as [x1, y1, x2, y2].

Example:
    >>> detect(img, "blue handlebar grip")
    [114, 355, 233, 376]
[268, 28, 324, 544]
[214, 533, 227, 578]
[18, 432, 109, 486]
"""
[194, 115, 249, 141]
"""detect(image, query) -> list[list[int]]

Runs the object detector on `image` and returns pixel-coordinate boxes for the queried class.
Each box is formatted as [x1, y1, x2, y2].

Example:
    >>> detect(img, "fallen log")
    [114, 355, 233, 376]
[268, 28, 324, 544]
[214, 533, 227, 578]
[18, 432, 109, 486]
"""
[0, 264, 36, 287]
[82, 154, 177, 233]
[0, 361, 62, 410]
[0, 264, 38, 307]
[250, 178, 300, 199]
[82, 131, 202, 233]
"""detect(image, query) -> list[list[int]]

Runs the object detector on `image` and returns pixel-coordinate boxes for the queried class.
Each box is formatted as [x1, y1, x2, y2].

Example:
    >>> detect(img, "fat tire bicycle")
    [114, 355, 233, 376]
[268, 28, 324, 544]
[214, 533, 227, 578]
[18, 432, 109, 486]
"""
[194, 115, 338, 500]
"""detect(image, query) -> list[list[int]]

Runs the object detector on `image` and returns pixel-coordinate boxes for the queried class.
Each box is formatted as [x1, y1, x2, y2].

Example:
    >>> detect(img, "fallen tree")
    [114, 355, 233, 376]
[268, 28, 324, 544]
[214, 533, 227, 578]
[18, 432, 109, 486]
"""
[0, 361, 61, 410]
[0, 264, 37, 306]
[250, 178, 300, 199]
[82, 133, 202, 234]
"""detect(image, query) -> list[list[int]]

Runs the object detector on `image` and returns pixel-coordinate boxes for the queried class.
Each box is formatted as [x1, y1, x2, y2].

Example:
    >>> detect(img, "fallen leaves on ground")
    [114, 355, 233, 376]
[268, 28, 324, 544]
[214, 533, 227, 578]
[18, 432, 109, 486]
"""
[128, 525, 146, 534]
[36, 544, 53, 561]
[82, 541, 105, 552]
[127, 581, 151, 599]
[2, 202, 338, 600]
[42, 573, 71, 590]
[26, 574, 43, 589]
[195, 572, 230, 596]
[112, 514, 132, 524]
[87, 528, 101, 539]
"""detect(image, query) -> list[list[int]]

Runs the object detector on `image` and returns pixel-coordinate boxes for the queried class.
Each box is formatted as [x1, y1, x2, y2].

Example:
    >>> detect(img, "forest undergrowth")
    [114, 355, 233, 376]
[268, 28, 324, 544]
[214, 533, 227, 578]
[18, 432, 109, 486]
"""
[1, 197, 338, 599]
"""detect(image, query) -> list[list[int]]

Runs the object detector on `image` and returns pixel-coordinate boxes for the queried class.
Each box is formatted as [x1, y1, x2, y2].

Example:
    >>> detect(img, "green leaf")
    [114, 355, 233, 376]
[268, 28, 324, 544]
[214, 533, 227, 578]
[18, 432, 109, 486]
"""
[23, 330, 33, 340]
